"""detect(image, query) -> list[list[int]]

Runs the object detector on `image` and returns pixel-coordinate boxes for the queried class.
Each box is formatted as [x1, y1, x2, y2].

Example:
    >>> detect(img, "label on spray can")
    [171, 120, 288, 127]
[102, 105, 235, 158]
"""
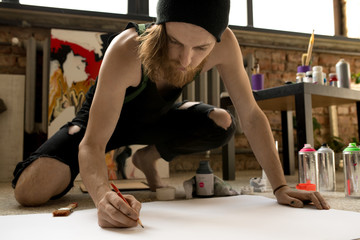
[336, 59, 351, 88]
[196, 161, 214, 197]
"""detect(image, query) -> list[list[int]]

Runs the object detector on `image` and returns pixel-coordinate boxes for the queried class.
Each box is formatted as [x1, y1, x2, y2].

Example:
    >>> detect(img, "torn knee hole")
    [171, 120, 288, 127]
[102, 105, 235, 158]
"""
[178, 101, 200, 110]
[209, 109, 232, 130]
[68, 125, 81, 135]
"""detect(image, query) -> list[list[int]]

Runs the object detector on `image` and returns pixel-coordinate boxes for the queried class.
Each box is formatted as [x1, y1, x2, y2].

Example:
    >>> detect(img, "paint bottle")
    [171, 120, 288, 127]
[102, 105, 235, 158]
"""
[343, 143, 360, 198]
[296, 72, 306, 83]
[329, 73, 339, 87]
[323, 72, 327, 86]
[304, 71, 313, 83]
[298, 144, 319, 191]
[317, 144, 336, 192]
[336, 59, 351, 88]
[312, 66, 323, 85]
[297, 65, 311, 73]
[196, 160, 214, 197]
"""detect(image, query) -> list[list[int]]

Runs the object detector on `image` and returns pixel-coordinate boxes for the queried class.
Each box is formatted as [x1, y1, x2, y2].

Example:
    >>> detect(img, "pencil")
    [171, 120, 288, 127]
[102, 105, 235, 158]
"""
[110, 182, 144, 228]
[305, 30, 314, 66]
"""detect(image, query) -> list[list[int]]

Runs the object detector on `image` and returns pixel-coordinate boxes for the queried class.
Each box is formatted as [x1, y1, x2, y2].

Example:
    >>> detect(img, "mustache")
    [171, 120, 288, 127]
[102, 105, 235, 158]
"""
[168, 60, 195, 72]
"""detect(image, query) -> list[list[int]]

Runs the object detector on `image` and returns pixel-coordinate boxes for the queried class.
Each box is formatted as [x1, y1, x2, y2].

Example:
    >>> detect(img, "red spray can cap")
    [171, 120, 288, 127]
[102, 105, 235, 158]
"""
[300, 143, 316, 152]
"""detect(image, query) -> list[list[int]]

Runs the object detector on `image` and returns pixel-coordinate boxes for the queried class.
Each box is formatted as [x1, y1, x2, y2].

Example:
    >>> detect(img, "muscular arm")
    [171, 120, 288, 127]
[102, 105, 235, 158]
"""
[215, 28, 286, 190]
[78, 29, 142, 226]
[214, 28, 329, 210]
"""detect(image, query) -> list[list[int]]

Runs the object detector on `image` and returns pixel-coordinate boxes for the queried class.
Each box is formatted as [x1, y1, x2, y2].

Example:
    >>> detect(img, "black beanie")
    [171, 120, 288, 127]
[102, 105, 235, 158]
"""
[156, 0, 230, 42]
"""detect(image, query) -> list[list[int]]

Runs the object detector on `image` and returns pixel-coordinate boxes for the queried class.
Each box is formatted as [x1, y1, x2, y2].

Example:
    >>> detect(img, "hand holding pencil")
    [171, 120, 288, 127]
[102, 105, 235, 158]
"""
[96, 182, 142, 228]
[111, 182, 144, 228]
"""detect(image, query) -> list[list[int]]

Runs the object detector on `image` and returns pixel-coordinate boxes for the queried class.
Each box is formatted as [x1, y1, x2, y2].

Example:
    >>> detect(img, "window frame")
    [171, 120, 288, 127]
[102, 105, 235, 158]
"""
[0, 0, 359, 56]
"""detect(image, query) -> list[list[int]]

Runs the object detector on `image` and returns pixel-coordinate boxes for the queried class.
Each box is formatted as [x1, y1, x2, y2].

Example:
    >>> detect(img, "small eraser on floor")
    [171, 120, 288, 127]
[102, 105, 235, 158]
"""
[156, 187, 176, 201]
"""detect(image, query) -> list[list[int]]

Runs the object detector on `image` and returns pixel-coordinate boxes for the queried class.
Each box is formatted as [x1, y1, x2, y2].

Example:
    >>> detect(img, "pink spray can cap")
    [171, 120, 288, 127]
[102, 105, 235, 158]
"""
[300, 143, 316, 152]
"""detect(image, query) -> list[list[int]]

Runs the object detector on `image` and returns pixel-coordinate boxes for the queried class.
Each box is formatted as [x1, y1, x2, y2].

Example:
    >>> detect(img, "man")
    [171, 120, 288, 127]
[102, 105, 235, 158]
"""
[12, 0, 329, 228]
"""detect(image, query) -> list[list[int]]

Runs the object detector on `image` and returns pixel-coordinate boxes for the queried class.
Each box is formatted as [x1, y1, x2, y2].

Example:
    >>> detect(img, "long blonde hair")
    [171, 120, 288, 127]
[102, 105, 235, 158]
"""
[137, 24, 168, 83]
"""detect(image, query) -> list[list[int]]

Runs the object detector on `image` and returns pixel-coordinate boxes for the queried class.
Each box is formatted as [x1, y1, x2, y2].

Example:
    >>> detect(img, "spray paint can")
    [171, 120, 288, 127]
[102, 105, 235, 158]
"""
[343, 143, 360, 198]
[317, 144, 336, 192]
[336, 59, 351, 88]
[298, 144, 319, 191]
[196, 160, 214, 197]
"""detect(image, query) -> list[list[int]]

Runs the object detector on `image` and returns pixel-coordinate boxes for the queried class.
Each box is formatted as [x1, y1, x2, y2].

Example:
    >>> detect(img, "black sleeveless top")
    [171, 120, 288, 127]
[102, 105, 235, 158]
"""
[72, 22, 184, 127]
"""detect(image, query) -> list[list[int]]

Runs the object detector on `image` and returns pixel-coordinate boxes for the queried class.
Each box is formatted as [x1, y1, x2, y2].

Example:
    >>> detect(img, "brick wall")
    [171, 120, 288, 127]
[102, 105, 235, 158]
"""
[240, 46, 360, 145]
[0, 26, 49, 74]
[1, 24, 360, 173]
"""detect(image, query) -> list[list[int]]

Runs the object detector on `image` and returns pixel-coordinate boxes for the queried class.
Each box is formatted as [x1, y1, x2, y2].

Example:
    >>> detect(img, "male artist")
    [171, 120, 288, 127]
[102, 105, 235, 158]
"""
[12, 0, 330, 228]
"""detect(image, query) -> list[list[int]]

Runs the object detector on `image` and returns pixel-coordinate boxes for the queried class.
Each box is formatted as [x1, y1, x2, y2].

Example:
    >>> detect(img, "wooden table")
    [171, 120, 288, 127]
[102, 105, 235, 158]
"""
[221, 82, 360, 180]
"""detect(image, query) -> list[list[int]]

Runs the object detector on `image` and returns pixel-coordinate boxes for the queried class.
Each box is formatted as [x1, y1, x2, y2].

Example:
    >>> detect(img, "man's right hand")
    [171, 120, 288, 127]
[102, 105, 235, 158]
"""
[97, 191, 142, 228]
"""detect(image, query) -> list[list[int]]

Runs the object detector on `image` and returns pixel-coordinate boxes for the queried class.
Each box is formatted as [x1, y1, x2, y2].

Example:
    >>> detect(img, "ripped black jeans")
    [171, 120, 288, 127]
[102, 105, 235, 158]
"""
[12, 101, 236, 198]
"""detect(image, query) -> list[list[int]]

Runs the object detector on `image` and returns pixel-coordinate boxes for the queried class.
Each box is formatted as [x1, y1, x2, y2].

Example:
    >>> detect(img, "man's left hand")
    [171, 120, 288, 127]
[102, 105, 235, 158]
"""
[274, 185, 330, 210]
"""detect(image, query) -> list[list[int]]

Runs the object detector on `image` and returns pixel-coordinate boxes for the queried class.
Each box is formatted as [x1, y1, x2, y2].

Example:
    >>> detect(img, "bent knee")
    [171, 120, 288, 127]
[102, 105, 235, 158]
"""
[208, 108, 233, 130]
[14, 184, 50, 207]
[14, 158, 71, 206]
[15, 173, 52, 206]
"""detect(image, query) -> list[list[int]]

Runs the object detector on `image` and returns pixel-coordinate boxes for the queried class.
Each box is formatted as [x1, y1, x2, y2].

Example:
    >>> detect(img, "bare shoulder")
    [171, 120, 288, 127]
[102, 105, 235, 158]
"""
[204, 28, 243, 71]
[99, 27, 142, 87]
[204, 27, 250, 96]
[218, 27, 240, 49]
[109, 27, 140, 51]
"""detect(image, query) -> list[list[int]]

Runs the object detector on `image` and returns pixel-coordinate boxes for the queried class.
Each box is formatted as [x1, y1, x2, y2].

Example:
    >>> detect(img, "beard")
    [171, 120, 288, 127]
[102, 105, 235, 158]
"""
[158, 58, 206, 88]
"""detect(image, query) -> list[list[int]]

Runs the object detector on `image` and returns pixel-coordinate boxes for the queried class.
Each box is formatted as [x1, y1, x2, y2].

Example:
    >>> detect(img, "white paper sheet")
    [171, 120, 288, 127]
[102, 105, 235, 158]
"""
[1, 195, 359, 240]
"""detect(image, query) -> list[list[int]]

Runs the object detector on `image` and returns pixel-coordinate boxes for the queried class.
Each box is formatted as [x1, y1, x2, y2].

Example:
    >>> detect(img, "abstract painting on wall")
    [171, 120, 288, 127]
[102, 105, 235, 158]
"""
[48, 28, 169, 181]
[48, 29, 121, 179]
[48, 29, 108, 132]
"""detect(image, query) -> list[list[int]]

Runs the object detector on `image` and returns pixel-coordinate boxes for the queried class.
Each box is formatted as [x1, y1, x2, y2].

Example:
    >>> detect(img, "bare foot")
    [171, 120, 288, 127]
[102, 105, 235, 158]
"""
[132, 145, 166, 191]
